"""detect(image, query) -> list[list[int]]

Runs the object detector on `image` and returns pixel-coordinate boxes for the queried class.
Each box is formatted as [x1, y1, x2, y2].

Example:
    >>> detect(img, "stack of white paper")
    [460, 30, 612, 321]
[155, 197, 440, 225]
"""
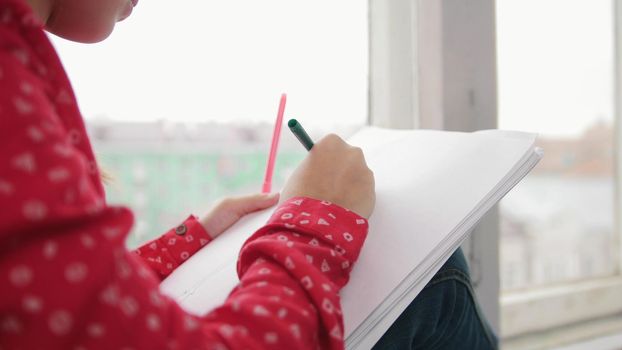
[159, 127, 542, 349]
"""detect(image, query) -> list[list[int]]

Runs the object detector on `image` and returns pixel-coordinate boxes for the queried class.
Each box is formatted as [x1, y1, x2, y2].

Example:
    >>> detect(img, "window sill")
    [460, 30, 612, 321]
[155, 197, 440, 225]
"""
[502, 313, 622, 350]
[501, 276, 622, 339]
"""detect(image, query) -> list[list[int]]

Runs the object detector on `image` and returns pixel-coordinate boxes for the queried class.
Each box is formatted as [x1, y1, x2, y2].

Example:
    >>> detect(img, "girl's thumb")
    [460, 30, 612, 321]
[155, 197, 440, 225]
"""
[232, 192, 280, 215]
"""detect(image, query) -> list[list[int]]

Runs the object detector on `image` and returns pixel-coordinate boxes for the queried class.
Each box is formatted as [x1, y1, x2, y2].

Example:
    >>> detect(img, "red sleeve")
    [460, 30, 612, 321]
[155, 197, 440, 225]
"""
[230, 197, 369, 349]
[0, 5, 370, 348]
[133, 215, 213, 280]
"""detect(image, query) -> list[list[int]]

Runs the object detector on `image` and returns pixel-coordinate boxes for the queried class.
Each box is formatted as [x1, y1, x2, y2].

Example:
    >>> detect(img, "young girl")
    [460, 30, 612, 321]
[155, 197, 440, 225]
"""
[0, 0, 376, 349]
[1, 0, 499, 349]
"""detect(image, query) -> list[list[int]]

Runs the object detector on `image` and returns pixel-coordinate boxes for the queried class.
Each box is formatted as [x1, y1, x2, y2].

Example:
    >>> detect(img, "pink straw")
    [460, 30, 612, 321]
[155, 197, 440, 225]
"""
[262, 93, 287, 193]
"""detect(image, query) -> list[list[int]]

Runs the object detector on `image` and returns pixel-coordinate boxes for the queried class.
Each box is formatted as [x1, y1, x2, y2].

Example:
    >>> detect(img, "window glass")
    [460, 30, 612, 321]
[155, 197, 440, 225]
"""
[52, 1, 369, 247]
[497, 0, 616, 290]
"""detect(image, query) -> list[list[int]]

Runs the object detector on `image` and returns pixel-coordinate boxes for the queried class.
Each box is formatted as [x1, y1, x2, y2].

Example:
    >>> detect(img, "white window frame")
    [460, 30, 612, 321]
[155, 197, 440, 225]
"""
[368, 0, 622, 345]
[369, 0, 500, 333]
[618, 0, 622, 291]
[502, 0, 622, 343]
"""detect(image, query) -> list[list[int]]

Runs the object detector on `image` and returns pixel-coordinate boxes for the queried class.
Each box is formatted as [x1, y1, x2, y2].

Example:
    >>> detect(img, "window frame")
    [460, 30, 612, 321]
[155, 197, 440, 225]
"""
[368, 0, 622, 344]
[616, 0, 622, 293]
[368, 0, 500, 333]
[502, 0, 622, 340]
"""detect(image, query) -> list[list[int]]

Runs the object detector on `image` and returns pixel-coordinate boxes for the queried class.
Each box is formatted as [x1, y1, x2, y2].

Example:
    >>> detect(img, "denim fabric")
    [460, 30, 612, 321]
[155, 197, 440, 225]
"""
[372, 248, 498, 350]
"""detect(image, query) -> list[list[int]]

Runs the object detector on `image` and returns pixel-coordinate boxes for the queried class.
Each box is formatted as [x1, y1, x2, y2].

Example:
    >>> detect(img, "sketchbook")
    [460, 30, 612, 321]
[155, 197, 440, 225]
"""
[159, 127, 543, 349]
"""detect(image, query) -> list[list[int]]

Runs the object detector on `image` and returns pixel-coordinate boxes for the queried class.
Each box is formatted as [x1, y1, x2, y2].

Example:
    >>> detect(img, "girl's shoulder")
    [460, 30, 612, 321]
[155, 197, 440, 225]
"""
[0, 0, 44, 31]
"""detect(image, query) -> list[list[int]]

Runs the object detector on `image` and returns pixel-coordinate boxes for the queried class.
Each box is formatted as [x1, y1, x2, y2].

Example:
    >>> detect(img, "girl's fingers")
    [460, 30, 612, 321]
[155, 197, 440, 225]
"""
[227, 193, 280, 216]
[200, 193, 280, 238]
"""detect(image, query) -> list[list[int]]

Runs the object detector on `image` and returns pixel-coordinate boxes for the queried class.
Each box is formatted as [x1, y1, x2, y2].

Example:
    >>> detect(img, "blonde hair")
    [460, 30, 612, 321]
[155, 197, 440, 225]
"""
[100, 167, 113, 185]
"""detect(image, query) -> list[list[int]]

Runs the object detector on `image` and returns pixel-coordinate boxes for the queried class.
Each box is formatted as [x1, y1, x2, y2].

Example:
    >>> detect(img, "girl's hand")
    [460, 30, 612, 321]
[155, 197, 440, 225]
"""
[280, 134, 376, 218]
[199, 193, 280, 238]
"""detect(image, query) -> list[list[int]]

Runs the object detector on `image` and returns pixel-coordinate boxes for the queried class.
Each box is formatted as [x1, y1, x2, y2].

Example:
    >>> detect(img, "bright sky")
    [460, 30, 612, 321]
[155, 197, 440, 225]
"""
[50, 1, 369, 128]
[497, 0, 614, 137]
[51, 1, 615, 137]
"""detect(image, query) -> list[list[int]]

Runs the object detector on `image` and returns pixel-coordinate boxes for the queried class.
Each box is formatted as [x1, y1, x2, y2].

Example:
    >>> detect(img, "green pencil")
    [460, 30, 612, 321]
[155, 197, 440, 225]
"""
[288, 119, 314, 151]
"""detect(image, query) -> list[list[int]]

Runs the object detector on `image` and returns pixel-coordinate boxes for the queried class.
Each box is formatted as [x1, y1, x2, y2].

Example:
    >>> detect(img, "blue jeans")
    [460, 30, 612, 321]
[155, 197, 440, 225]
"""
[372, 248, 498, 350]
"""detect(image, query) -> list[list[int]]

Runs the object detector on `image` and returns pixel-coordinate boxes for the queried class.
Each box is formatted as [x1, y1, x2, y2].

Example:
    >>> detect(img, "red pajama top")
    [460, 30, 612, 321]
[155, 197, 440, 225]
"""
[0, 1, 369, 349]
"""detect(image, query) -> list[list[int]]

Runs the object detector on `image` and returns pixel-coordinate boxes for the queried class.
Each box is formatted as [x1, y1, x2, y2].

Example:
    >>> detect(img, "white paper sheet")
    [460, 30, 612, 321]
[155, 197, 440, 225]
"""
[159, 127, 541, 349]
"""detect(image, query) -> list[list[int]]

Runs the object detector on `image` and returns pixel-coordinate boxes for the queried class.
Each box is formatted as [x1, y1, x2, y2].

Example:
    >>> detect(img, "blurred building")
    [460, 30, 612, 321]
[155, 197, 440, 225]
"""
[86, 119, 361, 248]
[501, 121, 616, 290]
[533, 120, 614, 177]
[86, 120, 303, 248]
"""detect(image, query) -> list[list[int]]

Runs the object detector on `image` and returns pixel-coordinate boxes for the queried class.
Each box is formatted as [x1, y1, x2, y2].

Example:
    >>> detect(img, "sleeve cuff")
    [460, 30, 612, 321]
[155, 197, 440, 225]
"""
[266, 196, 369, 263]
[162, 215, 212, 262]
[134, 215, 213, 277]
